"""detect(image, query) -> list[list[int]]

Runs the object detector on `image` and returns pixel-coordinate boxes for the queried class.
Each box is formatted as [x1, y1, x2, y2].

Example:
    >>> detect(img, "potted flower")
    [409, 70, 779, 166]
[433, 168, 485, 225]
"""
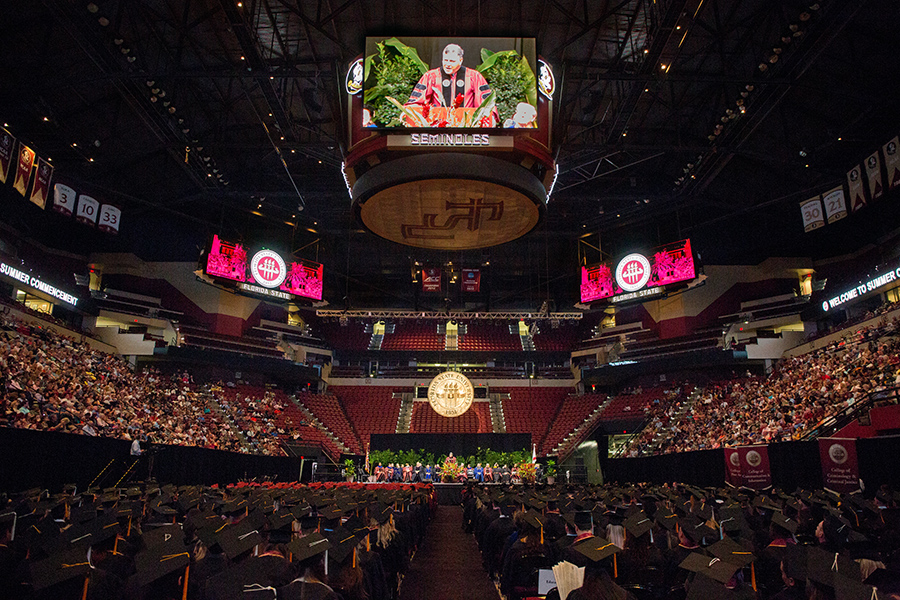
[344, 459, 356, 483]
[545, 459, 557, 485]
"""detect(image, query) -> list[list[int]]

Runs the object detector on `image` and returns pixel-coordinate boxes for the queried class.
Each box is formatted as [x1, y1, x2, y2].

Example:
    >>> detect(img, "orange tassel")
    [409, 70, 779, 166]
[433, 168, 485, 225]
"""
[181, 565, 190, 600]
[540, 527, 544, 545]
[751, 563, 757, 591]
[613, 553, 618, 578]
[81, 574, 90, 600]
[352, 548, 357, 569]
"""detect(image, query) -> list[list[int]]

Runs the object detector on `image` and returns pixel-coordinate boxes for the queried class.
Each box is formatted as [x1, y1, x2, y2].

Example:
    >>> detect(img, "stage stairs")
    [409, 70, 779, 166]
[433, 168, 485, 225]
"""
[289, 397, 352, 457]
[396, 392, 414, 433]
[488, 393, 507, 433]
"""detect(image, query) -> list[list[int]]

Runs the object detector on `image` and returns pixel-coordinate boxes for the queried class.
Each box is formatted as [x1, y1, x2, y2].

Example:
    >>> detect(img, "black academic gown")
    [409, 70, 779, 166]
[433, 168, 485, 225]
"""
[278, 579, 343, 600]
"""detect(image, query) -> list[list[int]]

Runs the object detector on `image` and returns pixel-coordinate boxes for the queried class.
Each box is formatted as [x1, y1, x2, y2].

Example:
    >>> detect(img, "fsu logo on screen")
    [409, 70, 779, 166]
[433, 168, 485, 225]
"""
[615, 253, 652, 292]
[250, 250, 287, 289]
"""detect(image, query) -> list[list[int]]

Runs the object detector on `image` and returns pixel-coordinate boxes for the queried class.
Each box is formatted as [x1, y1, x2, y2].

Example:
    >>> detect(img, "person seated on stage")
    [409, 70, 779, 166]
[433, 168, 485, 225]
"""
[403, 463, 413, 482]
[511, 465, 520, 484]
[424, 464, 433, 482]
[375, 463, 385, 482]
[500, 464, 511, 484]
[413, 461, 424, 482]
[393, 464, 402, 482]
[467, 464, 475, 481]
[447, 452, 457, 464]
[457, 465, 469, 483]
[483, 463, 493, 482]
[474, 463, 484, 483]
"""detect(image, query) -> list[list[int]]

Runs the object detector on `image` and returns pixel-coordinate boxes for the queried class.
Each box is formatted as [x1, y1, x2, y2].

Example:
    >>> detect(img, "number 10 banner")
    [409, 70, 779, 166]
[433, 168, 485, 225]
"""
[800, 196, 825, 233]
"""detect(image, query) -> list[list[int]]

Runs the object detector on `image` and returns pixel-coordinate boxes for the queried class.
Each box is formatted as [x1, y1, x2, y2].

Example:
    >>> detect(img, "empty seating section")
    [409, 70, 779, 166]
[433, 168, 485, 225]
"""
[179, 325, 284, 359]
[315, 321, 372, 350]
[500, 387, 569, 447]
[330, 364, 367, 378]
[618, 328, 721, 360]
[535, 365, 572, 379]
[540, 393, 607, 454]
[600, 387, 665, 421]
[380, 321, 444, 351]
[532, 324, 581, 351]
[409, 401, 492, 434]
[332, 386, 402, 448]
[457, 322, 522, 351]
[294, 391, 363, 454]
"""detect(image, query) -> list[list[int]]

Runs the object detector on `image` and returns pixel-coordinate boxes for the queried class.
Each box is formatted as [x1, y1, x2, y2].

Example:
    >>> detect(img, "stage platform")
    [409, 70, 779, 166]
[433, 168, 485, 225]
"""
[434, 483, 463, 505]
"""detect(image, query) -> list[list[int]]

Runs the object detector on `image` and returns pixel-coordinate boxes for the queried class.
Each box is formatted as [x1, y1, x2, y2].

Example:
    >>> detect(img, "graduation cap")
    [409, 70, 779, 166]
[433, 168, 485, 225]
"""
[326, 527, 360, 565]
[217, 519, 264, 559]
[623, 512, 654, 538]
[655, 508, 679, 531]
[680, 552, 742, 584]
[287, 532, 331, 563]
[717, 507, 749, 534]
[142, 524, 183, 549]
[770, 511, 799, 535]
[267, 508, 295, 530]
[834, 574, 881, 600]
[706, 537, 756, 568]
[0, 511, 17, 541]
[29, 545, 91, 591]
[134, 535, 191, 587]
[752, 495, 780, 511]
[685, 573, 757, 600]
[782, 545, 808, 582]
[571, 535, 621, 576]
[807, 547, 863, 587]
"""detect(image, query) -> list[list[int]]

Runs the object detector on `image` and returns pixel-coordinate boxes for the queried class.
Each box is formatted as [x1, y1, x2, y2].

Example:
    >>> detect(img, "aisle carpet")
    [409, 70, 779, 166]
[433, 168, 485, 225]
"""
[398, 505, 500, 600]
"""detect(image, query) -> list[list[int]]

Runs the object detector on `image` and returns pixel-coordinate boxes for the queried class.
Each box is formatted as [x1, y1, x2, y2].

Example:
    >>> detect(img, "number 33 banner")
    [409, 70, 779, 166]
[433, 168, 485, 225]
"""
[98, 204, 122, 234]
[800, 196, 825, 232]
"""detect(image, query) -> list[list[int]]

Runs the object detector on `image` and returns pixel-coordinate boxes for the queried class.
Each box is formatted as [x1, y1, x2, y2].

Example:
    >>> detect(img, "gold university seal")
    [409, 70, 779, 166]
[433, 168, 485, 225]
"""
[427, 371, 474, 417]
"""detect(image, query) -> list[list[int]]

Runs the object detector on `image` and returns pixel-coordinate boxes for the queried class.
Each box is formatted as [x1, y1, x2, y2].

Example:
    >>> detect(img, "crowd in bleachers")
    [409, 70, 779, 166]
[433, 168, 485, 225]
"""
[624, 318, 900, 456]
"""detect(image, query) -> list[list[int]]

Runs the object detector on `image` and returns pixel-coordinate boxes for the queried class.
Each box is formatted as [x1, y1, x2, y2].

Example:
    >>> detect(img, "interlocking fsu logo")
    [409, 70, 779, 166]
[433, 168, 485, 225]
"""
[615, 253, 652, 292]
[250, 250, 287, 289]
[401, 197, 504, 241]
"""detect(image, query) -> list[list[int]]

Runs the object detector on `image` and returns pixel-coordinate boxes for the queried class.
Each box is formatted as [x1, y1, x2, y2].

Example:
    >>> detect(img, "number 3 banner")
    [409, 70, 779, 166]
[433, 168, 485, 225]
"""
[800, 196, 825, 232]
[76, 194, 100, 226]
[98, 204, 122, 234]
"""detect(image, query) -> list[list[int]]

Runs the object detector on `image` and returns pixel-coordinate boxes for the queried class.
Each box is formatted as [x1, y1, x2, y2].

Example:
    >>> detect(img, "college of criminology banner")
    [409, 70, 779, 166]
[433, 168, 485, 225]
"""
[884, 136, 900, 190]
[461, 268, 481, 292]
[724, 448, 744, 487]
[818, 438, 860, 494]
[737, 445, 772, 489]
[28, 158, 53, 209]
[422, 267, 442, 292]
[800, 196, 825, 232]
[0, 127, 15, 184]
[13, 142, 35, 196]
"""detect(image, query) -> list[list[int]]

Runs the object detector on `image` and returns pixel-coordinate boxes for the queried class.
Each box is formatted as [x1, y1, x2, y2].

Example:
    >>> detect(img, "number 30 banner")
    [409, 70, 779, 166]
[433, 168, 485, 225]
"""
[800, 196, 825, 232]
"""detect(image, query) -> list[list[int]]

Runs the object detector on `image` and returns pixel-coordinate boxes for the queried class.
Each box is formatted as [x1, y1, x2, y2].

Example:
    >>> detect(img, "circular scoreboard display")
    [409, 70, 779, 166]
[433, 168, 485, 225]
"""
[250, 249, 287, 288]
[427, 371, 474, 418]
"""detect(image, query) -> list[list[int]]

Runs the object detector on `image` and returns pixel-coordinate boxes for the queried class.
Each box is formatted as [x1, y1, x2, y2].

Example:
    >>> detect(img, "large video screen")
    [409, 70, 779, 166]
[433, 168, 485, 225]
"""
[362, 37, 538, 129]
[581, 239, 696, 304]
[205, 235, 323, 301]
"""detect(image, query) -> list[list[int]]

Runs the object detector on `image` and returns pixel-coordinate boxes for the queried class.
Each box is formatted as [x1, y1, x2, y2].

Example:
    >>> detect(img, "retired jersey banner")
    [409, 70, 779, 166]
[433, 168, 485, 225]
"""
[822, 186, 848, 224]
[52, 183, 76, 216]
[737, 445, 772, 489]
[422, 267, 442, 292]
[724, 448, 744, 487]
[847, 165, 866, 212]
[13, 143, 35, 196]
[76, 194, 100, 226]
[884, 136, 900, 190]
[800, 196, 825, 232]
[461, 268, 481, 292]
[28, 158, 53, 209]
[864, 150, 884, 201]
[0, 127, 15, 184]
[98, 204, 122, 234]
[818, 438, 860, 494]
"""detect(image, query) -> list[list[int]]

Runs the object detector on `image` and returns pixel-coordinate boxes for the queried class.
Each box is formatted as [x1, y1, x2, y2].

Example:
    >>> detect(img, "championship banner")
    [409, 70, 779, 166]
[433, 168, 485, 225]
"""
[13, 143, 35, 196]
[98, 204, 122, 234]
[0, 127, 15, 184]
[422, 267, 442, 292]
[737, 445, 772, 489]
[76, 194, 100, 226]
[884, 136, 900, 190]
[822, 186, 848, 224]
[461, 268, 481, 292]
[52, 183, 76, 216]
[864, 150, 884, 201]
[800, 196, 825, 233]
[724, 448, 744, 487]
[28, 158, 53, 209]
[818, 438, 860, 494]
[847, 165, 866, 212]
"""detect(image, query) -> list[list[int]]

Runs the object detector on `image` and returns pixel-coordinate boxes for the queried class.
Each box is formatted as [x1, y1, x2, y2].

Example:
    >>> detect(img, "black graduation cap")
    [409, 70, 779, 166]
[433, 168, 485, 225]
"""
[706, 537, 756, 567]
[216, 519, 263, 558]
[287, 532, 331, 563]
[807, 547, 862, 587]
[685, 573, 757, 600]
[327, 527, 360, 564]
[656, 508, 679, 530]
[771, 511, 799, 534]
[717, 507, 748, 533]
[834, 573, 880, 600]
[134, 536, 191, 587]
[29, 545, 91, 590]
[318, 503, 345, 521]
[142, 524, 183, 549]
[623, 512, 654, 538]
[290, 503, 313, 519]
[680, 553, 742, 584]
[782, 545, 808, 582]
[571, 536, 621, 563]
[267, 508, 295, 530]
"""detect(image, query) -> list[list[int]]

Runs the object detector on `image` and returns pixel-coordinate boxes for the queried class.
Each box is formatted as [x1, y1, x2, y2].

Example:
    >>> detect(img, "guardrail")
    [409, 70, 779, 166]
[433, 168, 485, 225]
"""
[799, 385, 900, 440]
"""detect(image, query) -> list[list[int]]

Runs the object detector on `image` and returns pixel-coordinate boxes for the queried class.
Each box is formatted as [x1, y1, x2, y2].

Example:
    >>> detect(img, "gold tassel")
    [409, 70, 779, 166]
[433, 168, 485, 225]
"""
[352, 548, 357, 569]
[181, 565, 190, 600]
[613, 553, 618, 578]
[81, 574, 90, 600]
[540, 526, 544, 545]
[751, 563, 757, 591]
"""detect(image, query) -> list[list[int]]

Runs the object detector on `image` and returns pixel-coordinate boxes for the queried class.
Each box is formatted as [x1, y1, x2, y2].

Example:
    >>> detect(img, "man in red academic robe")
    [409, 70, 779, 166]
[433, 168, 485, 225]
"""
[406, 43, 498, 126]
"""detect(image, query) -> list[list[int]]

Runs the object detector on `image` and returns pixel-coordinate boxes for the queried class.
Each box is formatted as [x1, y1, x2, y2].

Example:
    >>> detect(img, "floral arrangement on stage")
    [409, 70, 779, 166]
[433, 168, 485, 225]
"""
[516, 461, 537, 484]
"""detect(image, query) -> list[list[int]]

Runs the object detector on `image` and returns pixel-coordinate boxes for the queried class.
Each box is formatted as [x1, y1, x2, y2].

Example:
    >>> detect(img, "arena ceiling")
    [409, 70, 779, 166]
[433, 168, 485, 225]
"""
[2, 0, 900, 310]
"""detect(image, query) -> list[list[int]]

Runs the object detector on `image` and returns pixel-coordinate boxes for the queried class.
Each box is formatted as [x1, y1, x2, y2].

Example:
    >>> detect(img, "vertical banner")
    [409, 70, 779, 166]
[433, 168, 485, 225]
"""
[818, 438, 860, 494]
[98, 204, 122, 234]
[0, 127, 15, 184]
[884, 136, 900, 190]
[847, 166, 866, 212]
[724, 448, 744, 487]
[52, 183, 76, 216]
[76, 194, 100, 226]
[738, 445, 772, 489]
[800, 196, 825, 232]
[28, 158, 53, 209]
[13, 143, 35, 196]
[422, 267, 442, 292]
[864, 151, 884, 201]
[461, 268, 481, 292]
[822, 186, 848, 224]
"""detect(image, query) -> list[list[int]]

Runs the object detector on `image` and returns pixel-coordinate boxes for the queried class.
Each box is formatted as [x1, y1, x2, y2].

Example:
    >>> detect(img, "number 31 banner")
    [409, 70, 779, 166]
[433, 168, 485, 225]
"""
[800, 196, 825, 232]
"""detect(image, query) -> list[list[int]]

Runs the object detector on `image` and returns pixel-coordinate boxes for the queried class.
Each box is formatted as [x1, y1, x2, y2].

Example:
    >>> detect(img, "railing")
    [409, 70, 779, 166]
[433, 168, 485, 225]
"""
[799, 386, 900, 440]
[609, 419, 650, 458]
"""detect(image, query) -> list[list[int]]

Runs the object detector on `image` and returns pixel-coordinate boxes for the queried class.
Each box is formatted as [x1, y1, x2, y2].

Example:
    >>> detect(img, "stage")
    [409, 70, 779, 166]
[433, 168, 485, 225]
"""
[434, 483, 464, 505]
